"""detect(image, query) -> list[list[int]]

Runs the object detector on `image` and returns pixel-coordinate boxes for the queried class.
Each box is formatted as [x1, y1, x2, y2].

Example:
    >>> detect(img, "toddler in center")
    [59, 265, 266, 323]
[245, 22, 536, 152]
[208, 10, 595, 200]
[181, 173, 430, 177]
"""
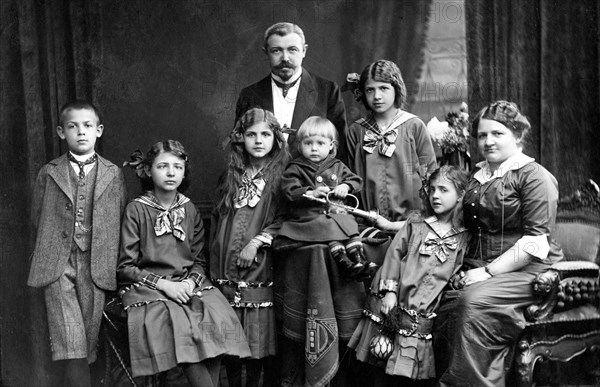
[278, 116, 377, 280]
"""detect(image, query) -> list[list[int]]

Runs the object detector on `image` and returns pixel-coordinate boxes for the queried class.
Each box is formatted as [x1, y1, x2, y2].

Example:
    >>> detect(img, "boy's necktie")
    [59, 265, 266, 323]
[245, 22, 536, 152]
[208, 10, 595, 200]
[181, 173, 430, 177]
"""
[68, 153, 97, 179]
[272, 76, 301, 98]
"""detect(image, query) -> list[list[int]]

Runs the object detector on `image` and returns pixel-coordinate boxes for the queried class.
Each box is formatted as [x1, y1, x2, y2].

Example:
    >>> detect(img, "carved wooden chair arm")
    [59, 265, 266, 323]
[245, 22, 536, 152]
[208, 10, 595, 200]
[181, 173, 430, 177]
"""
[525, 261, 599, 322]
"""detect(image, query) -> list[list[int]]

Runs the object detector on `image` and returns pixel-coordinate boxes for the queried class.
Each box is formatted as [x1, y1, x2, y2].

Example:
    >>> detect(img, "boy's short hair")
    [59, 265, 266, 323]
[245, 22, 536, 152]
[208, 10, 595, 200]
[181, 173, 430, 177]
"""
[263, 22, 306, 49]
[296, 116, 338, 156]
[58, 100, 103, 127]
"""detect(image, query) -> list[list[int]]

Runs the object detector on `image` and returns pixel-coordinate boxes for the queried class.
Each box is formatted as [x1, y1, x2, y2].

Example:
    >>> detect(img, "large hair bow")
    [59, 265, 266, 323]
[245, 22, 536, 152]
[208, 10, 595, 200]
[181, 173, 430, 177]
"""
[342, 73, 362, 101]
[123, 149, 146, 178]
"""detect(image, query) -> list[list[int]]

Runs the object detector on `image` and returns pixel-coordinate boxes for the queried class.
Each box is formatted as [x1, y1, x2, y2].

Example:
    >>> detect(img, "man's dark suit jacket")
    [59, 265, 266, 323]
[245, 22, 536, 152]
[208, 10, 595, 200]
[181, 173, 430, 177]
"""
[235, 68, 348, 162]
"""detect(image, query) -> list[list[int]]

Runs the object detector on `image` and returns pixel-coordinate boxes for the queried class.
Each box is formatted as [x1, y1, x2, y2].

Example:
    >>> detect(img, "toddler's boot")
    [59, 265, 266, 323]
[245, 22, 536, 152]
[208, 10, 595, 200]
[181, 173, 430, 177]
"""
[329, 242, 358, 279]
[346, 238, 378, 281]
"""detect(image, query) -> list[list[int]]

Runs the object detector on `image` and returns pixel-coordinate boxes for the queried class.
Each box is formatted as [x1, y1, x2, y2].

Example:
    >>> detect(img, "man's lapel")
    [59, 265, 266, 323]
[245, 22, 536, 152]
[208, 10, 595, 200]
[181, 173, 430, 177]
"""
[290, 69, 317, 145]
[258, 76, 274, 112]
[48, 154, 74, 201]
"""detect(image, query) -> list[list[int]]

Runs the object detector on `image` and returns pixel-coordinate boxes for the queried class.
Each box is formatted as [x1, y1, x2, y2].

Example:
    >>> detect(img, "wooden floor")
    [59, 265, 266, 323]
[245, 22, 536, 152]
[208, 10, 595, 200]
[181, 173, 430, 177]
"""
[94, 361, 246, 386]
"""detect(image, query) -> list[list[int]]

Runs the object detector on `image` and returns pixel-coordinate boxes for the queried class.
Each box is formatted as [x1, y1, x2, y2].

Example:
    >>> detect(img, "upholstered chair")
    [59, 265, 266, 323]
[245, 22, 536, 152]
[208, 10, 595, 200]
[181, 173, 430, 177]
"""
[512, 179, 600, 386]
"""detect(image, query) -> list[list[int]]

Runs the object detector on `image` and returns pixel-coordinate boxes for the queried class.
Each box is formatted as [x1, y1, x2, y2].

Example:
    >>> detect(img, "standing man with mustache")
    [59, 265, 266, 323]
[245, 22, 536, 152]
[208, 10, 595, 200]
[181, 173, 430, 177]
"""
[235, 22, 348, 162]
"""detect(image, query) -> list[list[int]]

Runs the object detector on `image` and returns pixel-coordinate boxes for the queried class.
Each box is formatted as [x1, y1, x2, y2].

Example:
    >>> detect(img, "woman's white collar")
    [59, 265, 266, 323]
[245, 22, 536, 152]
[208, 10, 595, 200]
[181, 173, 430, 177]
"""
[474, 150, 535, 184]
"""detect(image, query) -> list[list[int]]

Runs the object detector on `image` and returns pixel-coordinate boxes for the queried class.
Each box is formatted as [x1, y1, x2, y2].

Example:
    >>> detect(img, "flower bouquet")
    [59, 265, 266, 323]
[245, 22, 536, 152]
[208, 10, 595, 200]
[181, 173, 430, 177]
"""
[426, 102, 471, 170]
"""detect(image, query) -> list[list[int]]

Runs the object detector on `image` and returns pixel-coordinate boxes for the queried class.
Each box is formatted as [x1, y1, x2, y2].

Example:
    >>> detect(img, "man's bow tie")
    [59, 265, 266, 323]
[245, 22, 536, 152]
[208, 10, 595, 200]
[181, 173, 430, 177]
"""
[272, 76, 301, 98]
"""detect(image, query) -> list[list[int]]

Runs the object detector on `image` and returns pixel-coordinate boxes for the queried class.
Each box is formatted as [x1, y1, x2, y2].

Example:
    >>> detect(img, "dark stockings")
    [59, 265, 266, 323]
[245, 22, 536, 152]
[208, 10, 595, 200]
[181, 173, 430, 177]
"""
[181, 357, 222, 387]
[225, 356, 278, 387]
[63, 358, 91, 387]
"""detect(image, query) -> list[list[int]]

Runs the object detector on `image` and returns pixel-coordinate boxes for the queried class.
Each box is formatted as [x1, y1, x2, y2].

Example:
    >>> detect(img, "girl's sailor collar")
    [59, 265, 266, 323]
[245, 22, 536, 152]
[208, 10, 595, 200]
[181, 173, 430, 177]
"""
[473, 150, 535, 184]
[424, 215, 465, 238]
[422, 216, 465, 262]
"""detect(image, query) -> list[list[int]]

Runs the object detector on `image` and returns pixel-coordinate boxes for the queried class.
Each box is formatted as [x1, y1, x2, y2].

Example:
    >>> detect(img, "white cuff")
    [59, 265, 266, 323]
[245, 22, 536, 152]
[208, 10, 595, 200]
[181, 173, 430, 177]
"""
[517, 234, 550, 261]
[254, 232, 273, 247]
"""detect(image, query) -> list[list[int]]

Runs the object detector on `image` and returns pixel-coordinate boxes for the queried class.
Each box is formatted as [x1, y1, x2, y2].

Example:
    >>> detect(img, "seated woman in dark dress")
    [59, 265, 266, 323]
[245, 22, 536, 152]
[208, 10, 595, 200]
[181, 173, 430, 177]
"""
[433, 100, 563, 386]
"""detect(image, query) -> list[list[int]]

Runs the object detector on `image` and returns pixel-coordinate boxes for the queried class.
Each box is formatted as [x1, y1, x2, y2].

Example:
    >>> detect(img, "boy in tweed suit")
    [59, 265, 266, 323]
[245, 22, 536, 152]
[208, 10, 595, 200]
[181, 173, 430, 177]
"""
[28, 100, 127, 387]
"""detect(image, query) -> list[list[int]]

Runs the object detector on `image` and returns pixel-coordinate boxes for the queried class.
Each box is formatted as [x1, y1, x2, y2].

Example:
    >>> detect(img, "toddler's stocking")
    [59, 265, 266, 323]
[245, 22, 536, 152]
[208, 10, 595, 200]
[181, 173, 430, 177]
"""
[346, 237, 378, 280]
[328, 241, 357, 278]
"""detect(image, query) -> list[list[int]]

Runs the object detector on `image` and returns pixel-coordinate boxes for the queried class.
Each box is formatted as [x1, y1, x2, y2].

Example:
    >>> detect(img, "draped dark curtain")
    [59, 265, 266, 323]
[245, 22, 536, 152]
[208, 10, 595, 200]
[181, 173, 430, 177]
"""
[1, 1, 431, 385]
[340, 0, 432, 123]
[1, 0, 101, 385]
[466, 0, 600, 195]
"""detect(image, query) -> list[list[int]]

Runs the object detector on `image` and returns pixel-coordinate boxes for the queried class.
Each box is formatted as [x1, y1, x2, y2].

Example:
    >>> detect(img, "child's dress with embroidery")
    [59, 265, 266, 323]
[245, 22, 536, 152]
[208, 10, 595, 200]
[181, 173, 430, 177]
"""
[117, 192, 251, 377]
[349, 215, 469, 379]
[209, 170, 280, 358]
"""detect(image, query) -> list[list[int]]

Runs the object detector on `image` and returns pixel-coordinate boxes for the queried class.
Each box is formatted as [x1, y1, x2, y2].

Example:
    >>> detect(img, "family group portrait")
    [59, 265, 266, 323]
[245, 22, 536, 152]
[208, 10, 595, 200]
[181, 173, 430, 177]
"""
[1, 0, 600, 386]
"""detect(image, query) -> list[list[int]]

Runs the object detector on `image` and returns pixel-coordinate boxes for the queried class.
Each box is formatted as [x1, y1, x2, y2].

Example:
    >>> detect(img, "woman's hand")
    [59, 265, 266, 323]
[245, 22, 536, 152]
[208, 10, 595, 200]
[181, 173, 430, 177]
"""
[380, 292, 397, 315]
[238, 239, 262, 268]
[158, 279, 193, 304]
[331, 184, 349, 199]
[307, 186, 330, 199]
[460, 267, 492, 287]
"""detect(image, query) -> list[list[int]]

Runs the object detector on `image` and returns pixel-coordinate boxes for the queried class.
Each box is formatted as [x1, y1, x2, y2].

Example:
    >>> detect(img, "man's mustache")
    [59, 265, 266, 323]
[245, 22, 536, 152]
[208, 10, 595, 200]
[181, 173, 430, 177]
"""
[275, 61, 293, 69]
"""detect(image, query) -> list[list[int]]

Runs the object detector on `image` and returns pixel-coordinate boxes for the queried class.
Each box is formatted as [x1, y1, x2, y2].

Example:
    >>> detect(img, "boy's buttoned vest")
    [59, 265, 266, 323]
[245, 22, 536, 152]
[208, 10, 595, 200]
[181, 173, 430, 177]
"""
[68, 164, 97, 251]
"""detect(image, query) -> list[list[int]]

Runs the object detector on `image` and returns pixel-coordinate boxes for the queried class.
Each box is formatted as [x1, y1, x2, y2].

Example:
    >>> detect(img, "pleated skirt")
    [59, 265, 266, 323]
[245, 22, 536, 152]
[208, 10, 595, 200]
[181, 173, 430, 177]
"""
[123, 286, 252, 377]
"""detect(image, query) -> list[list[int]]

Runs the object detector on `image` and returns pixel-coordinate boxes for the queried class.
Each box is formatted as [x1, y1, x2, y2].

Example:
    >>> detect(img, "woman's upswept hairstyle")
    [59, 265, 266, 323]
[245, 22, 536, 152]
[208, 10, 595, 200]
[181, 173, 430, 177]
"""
[216, 108, 290, 212]
[140, 140, 191, 193]
[421, 165, 468, 227]
[296, 116, 338, 157]
[358, 59, 407, 110]
[472, 100, 531, 145]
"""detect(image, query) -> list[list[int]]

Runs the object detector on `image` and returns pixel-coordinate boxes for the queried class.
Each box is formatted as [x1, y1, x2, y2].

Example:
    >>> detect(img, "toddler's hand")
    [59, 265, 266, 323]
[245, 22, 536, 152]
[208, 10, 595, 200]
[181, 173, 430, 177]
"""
[158, 279, 193, 304]
[310, 186, 330, 199]
[380, 292, 397, 315]
[238, 240, 261, 268]
[331, 184, 349, 199]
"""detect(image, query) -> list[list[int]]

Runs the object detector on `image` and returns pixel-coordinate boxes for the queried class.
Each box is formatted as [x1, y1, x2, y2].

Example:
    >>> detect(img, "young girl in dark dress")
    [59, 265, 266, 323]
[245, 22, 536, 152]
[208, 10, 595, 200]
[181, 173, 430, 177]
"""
[210, 109, 290, 387]
[118, 140, 251, 386]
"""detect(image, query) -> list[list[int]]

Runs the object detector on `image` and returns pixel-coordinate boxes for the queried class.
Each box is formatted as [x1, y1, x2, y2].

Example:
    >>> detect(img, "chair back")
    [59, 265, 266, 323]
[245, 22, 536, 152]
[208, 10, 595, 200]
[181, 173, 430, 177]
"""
[555, 179, 600, 263]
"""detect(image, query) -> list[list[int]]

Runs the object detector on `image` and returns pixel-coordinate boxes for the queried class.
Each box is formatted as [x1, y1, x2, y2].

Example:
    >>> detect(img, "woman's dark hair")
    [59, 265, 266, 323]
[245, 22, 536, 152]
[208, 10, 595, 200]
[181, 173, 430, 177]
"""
[140, 140, 191, 193]
[422, 165, 469, 227]
[471, 100, 531, 144]
[358, 59, 407, 110]
[215, 108, 290, 212]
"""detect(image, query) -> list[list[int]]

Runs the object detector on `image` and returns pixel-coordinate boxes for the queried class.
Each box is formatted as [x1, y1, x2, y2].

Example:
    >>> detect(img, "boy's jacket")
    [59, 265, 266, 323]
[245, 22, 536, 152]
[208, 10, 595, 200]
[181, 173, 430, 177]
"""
[28, 153, 127, 290]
